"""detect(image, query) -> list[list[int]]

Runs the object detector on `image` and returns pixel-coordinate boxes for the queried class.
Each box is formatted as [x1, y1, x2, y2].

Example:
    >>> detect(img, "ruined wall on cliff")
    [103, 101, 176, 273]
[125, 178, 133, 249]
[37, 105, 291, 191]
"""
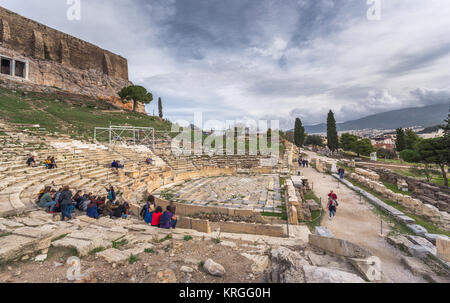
[0, 6, 145, 112]
[0, 6, 128, 80]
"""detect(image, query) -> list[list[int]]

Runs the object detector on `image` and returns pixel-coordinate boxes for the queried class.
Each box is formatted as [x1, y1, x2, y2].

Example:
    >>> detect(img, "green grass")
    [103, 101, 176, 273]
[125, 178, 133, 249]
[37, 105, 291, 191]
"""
[0, 86, 173, 140]
[393, 168, 448, 187]
[345, 177, 450, 237]
[144, 248, 155, 254]
[160, 190, 174, 201]
[0, 232, 12, 238]
[302, 191, 324, 232]
[89, 247, 106, 255]
[183, 235, 193, 241]
[261, 211, 283, 218]
[382, 181, 413, 196]
[51, 233, 69, 242]
[158, 235, 172, 243]
[128, 254, 139, 264]
[112, 239, 128, 249]
[214, 237, 221, 244]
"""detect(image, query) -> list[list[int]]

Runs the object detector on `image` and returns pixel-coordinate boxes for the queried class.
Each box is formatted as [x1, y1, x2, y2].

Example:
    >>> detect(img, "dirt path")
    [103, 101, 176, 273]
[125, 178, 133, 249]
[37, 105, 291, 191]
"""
[301, 151, 426, 283]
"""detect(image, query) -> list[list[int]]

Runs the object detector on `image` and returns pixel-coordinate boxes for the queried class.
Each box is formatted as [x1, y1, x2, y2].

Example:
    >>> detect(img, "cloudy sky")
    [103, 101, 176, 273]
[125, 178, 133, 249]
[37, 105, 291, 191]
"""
[2, 0, 450, 129]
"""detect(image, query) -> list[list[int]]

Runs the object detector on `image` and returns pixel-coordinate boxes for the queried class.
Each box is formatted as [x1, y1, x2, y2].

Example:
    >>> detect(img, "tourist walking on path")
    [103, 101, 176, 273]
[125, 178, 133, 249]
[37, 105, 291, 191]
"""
[338, 168, 345, 179]
[59, 185, 74, 221]
[327, 190, 338, 220]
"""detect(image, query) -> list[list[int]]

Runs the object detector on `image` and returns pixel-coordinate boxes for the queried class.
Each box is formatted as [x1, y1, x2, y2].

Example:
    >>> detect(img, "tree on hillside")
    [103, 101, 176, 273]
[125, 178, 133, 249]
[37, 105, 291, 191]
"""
[377, 148, 397, 160]
[327, 110, 339, 152]
[351, 138, 374, 157]
[395, 128, 406, 152]
[340, 133, 358, 151]
[305, 135, 324, 147]
[158, 97, 163, 118]
[294, 118, 306, 147]
[415, 137, 449, 186]
[404, 128, 421, 150]
[118, 85, 153, 112]
[267, 128, 272, 138]
[400, 114, 450, 186]
[399, 149, 422, 163]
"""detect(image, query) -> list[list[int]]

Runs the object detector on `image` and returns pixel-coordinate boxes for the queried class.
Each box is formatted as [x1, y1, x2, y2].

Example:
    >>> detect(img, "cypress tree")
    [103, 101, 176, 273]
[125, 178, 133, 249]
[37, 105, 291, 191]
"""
[395, 128, 406, 152]
[327, 110, 339, 152]
[294, 118, 305, 147]
[158, 97, 163, 118]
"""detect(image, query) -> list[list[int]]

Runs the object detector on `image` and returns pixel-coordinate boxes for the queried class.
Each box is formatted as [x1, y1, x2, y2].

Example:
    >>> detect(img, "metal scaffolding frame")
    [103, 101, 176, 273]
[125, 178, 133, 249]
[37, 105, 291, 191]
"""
[94, 125, 155, 150]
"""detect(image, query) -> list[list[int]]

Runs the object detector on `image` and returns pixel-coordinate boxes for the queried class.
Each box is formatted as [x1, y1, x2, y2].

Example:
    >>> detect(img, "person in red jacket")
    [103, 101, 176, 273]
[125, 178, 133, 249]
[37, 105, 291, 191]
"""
[328, 190, 337, 201]
[327, 190, 338, 220]
[151, 206, 163, 227]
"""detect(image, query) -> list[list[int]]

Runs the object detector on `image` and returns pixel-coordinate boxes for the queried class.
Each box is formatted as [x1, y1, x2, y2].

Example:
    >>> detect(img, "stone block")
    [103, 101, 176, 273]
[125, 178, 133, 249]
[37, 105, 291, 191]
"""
[191, 218, 211, 233]
[315, 227, 334, 238]
[308, 234, 371, 258]
[406, 224, 428, 236]
[436, 237, 450, 262]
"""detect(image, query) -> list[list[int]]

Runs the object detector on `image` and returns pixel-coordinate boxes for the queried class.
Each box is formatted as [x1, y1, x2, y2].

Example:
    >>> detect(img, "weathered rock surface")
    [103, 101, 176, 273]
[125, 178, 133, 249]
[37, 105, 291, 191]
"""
[203, 259, 226, 277]
[302, 265, 365, 283]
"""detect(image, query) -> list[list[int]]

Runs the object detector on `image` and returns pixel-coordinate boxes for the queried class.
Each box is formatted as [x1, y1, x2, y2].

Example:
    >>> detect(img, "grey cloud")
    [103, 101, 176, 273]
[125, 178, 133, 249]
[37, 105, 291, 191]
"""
[410, 88, 450, 106]
[382, 42, 450, 75]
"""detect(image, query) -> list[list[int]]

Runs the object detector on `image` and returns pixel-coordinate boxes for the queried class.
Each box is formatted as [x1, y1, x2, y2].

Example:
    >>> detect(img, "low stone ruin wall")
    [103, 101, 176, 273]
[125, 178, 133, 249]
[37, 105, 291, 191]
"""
[308, 234, 372, 259]
[348, 169, 450, 231]
[372, 168, 450, 213]
[177, 216, 286, 237]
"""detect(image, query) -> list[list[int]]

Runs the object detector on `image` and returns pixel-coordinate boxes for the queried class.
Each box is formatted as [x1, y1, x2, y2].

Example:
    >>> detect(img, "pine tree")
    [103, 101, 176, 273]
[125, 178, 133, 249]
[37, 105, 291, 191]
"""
[294, 118, 305, 147]
[326, 110, 339, 152]
[158, 97, 163, 118]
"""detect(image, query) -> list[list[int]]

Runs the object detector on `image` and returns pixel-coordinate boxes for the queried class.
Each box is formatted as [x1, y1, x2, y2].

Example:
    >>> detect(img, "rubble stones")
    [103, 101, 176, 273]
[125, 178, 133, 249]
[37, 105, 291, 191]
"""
[203, 259, 226, 277]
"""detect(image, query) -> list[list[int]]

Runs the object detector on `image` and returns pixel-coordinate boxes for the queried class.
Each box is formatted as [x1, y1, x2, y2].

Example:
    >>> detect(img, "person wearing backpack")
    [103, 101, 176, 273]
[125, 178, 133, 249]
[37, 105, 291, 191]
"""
[144, 206, 154, 224]
[140, 195, 156, 219]
[327, 190, 338, 220]
[59, 185, 74, 221]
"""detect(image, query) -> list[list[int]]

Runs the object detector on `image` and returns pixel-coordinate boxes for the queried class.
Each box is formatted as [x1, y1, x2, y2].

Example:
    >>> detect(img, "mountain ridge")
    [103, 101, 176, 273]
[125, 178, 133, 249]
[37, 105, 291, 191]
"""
[302, 103, 448, 134]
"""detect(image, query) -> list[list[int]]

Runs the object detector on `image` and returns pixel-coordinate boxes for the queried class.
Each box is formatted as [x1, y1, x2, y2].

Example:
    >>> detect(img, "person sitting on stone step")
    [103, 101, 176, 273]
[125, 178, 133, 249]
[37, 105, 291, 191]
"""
[116, 160, 124, 169]
[38, 186, 57, 213]
[26, 155, 36, 167]
[151, 206, 163, 227]
[86, 200, 99, 219]
[111, 160, 118, 168]
[73, 190, 85, 209]
[44, 156, 52, 169]
[50, 156, 57, 169]
[79, 194, 91, 212]
[160, 205, 178, 229]
[110, 202, 128, 219]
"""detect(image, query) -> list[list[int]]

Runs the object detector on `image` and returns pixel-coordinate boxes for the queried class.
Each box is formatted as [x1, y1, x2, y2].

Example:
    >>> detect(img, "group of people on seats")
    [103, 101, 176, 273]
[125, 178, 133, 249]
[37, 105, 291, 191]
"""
[26, 155, 57, 169]
[36, 185, 131, 221]
[140, 195, 178, 229]
[36, 186, 178, 229]
[111, 160, 124, 169]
